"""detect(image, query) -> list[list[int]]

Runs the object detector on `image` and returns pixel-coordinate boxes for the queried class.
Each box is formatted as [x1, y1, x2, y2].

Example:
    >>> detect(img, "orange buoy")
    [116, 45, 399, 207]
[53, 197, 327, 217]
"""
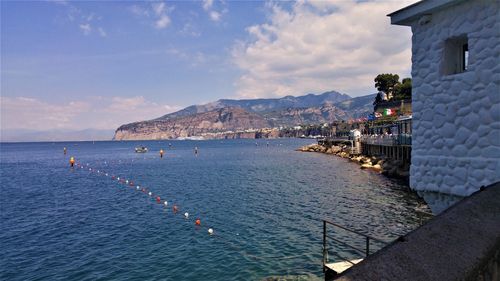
[160, 149, 164, 158]
[69, 157, 75, 167]
[195, 219, 201, 226]
[156, 196, 161, 203]
[173, 205, 179, 213]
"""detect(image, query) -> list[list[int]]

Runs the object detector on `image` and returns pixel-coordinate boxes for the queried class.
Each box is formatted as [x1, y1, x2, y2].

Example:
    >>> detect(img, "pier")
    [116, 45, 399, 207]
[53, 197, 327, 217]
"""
[331, 181, 500, 281]
[360, 135, 411, 162]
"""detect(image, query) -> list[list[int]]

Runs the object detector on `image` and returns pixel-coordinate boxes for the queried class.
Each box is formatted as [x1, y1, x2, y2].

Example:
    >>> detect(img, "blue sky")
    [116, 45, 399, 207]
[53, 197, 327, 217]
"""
[1, 0, 415, 132]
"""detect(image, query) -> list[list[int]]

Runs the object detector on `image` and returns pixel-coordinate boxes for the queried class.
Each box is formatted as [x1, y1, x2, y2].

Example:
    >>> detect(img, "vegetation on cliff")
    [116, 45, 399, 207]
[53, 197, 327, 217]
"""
[114, 91, 376, 140]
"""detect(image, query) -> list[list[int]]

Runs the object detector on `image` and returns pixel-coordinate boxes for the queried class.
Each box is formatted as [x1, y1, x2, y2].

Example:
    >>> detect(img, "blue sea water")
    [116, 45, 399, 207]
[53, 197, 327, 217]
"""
[1, 139, 423, 280]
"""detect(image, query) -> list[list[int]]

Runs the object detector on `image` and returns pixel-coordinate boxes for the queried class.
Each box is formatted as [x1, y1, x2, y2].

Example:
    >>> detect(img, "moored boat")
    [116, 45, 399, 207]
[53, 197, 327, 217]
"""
[135, 146, 148, 153]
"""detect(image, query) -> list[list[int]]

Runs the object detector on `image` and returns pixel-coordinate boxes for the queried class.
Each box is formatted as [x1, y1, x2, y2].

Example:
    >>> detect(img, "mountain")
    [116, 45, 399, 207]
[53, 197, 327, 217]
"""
[114, 107, 270, 140]
[334, 94, 376, 117]
[114, 91, 376, 140]
[263, 102, 349, 127]
[156, 90, 351, 120]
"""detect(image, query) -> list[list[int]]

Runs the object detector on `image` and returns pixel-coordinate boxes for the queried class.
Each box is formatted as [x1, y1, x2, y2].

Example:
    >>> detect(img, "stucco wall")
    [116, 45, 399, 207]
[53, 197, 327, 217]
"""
[409, 0, 500, 196]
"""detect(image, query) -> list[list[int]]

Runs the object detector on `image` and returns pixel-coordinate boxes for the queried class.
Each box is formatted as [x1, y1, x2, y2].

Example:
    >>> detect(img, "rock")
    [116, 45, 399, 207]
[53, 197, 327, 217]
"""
[331, 146, 341, 153]
[361, 163, 372, 169]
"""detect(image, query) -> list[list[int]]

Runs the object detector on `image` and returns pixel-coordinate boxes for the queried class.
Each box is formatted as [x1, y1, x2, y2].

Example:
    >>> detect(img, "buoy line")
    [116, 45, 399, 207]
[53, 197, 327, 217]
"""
[68, 157, 307, 264]
[71, 160, 214, 236]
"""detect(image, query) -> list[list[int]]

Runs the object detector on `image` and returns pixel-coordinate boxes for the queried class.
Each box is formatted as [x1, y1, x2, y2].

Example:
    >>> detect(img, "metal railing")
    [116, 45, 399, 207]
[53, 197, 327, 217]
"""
[322, 220, 388, 272]
[360, 135, 397, 146]
[360, 134, 412, 146]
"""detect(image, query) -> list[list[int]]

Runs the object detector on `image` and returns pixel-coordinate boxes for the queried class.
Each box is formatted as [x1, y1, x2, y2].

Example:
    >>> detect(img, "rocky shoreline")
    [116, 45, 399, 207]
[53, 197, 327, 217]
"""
[297, 143, 410, 182]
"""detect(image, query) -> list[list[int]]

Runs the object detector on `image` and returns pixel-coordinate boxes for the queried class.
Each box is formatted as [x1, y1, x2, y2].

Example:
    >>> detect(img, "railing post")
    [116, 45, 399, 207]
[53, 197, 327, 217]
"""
[323, 220, 327, 271]
[365, 237, 370, 257]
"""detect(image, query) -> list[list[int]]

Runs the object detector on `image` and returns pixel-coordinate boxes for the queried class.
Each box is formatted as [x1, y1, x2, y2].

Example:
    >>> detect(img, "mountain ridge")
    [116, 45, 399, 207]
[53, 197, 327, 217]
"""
[114, 91, 376, 140]
[156, 90, 351, 120]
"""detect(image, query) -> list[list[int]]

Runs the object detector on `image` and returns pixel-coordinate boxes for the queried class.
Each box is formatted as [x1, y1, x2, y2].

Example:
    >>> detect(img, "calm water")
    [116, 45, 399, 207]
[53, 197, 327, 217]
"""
[1, 139, 424, 280]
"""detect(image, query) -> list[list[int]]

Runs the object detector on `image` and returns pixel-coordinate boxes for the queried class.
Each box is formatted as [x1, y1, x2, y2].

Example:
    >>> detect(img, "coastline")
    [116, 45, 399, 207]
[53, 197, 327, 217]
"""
[297, 143, 410, 184]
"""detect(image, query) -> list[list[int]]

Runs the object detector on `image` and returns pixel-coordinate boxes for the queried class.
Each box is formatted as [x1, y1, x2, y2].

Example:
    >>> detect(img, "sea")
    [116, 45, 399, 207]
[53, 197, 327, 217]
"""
[0, 139, 425, 280]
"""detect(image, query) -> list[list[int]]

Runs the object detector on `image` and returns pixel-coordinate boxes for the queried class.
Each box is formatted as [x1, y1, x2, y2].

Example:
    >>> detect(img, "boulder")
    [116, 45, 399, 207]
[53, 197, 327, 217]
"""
[361, 163, 372, 169]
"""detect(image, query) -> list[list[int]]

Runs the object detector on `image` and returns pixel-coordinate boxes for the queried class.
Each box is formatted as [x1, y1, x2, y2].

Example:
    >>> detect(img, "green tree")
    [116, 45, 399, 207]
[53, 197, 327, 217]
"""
[374, 73, 400, 99]
[394, 77, 412, 100]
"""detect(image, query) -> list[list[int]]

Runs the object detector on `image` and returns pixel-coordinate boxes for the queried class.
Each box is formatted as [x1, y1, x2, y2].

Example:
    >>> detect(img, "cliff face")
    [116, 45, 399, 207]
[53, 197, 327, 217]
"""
[264, 103, 351, 127]
[114, 107, 270, 140]
[113, 92, 376, 140]
[155, 90, 351, 120]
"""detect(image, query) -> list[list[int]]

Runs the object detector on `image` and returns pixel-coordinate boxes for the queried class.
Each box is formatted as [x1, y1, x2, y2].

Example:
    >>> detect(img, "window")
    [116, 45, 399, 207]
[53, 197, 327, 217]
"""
[463, 43, 469, 71]
[442, 35, 469, 75]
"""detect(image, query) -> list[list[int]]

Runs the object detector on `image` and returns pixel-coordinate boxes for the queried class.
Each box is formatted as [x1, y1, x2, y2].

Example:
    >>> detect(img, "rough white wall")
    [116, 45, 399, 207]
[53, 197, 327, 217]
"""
[409, 0, 500, 196]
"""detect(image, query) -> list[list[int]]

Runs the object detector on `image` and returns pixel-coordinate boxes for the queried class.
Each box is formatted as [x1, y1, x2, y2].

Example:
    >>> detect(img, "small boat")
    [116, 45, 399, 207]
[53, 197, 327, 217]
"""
[135, 146, 148, 153]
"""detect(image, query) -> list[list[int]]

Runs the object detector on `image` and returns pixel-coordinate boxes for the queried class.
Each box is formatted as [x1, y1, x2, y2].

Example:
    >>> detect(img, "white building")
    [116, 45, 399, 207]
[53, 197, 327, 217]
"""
[389, 0, 499, 196]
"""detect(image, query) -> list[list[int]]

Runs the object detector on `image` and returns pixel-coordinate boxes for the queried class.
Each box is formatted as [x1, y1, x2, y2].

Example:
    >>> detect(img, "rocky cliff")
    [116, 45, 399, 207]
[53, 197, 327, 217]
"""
[114, 92, 376, 140]
[114, 107, 270, 140]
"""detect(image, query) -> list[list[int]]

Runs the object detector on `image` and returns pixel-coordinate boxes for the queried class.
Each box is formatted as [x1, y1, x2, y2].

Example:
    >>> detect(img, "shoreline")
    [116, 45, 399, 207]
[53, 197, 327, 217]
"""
[297, 143, 410, 184]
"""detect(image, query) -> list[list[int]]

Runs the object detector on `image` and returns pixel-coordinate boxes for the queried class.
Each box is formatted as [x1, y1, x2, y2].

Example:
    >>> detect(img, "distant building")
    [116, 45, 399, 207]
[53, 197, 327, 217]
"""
[389, 0, 499, 196]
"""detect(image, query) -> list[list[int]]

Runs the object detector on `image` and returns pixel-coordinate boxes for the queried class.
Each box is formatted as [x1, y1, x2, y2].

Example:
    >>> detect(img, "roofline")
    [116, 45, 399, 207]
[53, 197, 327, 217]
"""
[388, 0, 464, 26]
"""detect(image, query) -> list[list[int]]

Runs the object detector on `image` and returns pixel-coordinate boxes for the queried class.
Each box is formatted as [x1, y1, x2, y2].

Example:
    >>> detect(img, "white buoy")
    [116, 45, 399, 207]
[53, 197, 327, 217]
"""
[117, 177, 120, 180]
[164, 201, 168, 206]
[184, 212, 189, 218]
[136, 186, 140, 190]
[126, 180, 129, 184]
[105, 173, 108, 176]
[148, 191, 152, 196]
[208, 228, 214, 235]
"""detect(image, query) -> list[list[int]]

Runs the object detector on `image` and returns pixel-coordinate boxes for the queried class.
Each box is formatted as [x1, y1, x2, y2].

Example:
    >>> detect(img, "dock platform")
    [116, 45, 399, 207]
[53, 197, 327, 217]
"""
[334, 181, 500, 281]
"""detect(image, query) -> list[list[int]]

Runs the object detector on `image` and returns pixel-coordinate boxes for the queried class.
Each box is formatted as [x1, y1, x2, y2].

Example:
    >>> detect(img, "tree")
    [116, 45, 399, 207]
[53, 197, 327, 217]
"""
[374, 73, 400, 99]
[394, 77, 412, 100]
[373, 92, 382, 105]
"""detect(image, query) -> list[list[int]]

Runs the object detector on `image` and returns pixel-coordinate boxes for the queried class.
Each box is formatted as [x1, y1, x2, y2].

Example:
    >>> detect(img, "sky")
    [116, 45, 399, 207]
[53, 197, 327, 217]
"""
[1, 0, 415, 133]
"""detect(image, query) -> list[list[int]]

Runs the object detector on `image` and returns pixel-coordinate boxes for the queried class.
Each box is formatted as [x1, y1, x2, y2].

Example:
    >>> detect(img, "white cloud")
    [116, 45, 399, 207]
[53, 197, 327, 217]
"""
[180, 22, 201, 37]
[0, 96, 181, 131]
[0, 96, 90, 130]
[202, 0, 225, 22]
[130, 2, 172, 29]
[50, 1, 105, 36]
[152, 2, 166, 16]
[202, 0, 213, 11]
[129, 5, 150, 17]
[97, 27, 107, 37]
[209, 11, 221, 22]
[79, 23, 91, 35]
[232, 0, 416, 98]
[155, 14, 171, 29]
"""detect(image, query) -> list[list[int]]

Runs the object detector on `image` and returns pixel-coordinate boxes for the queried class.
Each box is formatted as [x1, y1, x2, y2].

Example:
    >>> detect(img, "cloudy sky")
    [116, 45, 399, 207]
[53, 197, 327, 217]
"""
[1, 0, 415, 133]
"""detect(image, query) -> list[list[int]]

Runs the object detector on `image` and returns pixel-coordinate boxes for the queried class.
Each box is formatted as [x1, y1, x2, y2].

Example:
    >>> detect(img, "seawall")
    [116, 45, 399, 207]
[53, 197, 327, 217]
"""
[297, 143, 410, 181]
